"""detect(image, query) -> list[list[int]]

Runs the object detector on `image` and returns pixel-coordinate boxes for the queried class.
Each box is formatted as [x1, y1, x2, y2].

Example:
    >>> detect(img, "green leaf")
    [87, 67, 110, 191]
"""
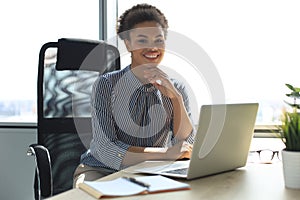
[286, 91, 300, 98]
[286, 83, 295, 91]
[292, 91, 300, 98]
[294, 87, 300, 93]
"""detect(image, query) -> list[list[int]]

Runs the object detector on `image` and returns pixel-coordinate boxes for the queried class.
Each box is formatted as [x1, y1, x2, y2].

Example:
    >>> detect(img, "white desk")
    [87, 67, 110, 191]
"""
[47, 162, 300, 200]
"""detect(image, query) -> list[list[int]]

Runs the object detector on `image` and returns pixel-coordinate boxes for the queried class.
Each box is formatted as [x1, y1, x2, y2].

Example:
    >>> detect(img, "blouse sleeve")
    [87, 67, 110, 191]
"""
[89, 76, 130, 170]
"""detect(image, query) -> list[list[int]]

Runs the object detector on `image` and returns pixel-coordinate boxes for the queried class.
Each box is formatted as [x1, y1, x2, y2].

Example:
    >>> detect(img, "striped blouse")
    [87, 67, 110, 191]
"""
[81, 65, 195, 170]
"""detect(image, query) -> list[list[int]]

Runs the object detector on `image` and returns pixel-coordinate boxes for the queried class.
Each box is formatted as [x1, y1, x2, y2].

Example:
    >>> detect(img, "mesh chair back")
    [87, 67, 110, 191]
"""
[37, 38, 120, 197]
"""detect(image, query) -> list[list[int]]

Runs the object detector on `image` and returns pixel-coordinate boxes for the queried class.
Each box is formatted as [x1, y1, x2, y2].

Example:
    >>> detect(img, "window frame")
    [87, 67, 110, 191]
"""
[1, 0, 281, 137]
[0, 0, 104, 127]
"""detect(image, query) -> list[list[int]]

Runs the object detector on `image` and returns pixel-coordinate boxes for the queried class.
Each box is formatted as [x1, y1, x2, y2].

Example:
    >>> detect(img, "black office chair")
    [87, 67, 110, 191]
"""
[27, 38, 120, 200]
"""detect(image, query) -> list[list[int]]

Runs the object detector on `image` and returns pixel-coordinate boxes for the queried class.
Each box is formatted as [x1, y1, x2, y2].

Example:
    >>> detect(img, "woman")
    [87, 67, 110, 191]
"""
[73, 3, 195, 187]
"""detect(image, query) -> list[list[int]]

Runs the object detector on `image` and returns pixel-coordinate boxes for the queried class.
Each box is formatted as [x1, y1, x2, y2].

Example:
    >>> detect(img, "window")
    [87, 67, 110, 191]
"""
[114, 0, 300, 126]
[3, 0, 298, 127]
[0, 0, 99, 123]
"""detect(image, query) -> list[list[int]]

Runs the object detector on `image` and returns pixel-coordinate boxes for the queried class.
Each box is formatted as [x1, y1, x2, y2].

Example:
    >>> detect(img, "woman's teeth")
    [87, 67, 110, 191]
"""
[144, 54, 158, 58]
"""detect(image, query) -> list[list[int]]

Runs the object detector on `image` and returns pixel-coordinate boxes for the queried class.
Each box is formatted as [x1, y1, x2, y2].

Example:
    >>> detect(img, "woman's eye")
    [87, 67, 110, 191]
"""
[137, 39, 148, 44]
[155, 39, 165, 44]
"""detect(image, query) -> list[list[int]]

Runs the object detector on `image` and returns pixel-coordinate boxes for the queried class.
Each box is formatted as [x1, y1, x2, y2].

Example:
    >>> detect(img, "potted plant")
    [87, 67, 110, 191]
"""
[278, 84, 300, 189]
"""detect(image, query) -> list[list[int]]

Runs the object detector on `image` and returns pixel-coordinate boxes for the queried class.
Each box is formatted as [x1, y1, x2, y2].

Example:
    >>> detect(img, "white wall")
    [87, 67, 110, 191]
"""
[0, 127, 36, 200]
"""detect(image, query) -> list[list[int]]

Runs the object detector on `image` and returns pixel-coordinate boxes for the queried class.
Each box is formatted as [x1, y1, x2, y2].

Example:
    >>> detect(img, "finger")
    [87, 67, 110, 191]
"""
[178, 151, 191, 160]
[149, 76, 164, 85]
[181, 145, 192, 153]
[155, 79, 162, 85]
[144, 67, 168, 78]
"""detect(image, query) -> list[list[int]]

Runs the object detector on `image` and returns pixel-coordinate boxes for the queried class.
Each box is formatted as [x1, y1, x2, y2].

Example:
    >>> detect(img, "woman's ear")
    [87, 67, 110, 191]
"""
[124, 39, 132, 52]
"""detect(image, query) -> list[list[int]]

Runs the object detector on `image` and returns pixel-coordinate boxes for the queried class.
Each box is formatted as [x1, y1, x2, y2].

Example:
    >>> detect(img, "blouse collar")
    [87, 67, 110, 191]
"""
[124, 65, 156, 93]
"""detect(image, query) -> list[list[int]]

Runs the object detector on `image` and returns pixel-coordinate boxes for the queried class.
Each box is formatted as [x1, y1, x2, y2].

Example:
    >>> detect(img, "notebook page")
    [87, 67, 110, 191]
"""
[135, 175, 190, 193]
[84, 178, 146, 196]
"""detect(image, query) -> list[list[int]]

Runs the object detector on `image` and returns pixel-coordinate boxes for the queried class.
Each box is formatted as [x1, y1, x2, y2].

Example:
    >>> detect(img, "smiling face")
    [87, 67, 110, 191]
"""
[125, 21, 166, 68]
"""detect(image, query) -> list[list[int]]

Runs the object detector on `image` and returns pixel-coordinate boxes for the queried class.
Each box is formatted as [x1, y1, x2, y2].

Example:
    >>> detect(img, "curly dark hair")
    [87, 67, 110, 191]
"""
[117, 3, 169, 40]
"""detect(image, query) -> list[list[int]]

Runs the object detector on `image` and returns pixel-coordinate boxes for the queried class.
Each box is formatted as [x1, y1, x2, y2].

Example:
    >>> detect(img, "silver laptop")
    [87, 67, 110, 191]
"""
[132, 103, 259, 180]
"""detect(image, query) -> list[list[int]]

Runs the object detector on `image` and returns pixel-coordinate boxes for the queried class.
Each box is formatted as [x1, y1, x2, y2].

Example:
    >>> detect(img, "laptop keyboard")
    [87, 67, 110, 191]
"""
[163, 167, 188, 175]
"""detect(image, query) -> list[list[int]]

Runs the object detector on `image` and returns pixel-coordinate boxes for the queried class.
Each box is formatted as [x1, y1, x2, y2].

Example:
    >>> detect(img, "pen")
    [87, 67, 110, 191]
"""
[123, 177, 150, 188]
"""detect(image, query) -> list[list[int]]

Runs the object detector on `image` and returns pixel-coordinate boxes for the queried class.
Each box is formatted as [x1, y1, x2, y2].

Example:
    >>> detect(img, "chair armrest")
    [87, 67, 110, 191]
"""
[27, 144, 53, 199]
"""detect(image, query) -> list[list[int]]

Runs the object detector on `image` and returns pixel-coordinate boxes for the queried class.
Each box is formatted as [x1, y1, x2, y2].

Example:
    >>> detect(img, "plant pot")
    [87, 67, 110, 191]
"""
[282, 149, 300, 189]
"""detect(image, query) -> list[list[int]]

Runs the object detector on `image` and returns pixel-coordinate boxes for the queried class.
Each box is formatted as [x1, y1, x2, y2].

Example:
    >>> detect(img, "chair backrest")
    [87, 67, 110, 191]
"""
[37, 38, 120, 197]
